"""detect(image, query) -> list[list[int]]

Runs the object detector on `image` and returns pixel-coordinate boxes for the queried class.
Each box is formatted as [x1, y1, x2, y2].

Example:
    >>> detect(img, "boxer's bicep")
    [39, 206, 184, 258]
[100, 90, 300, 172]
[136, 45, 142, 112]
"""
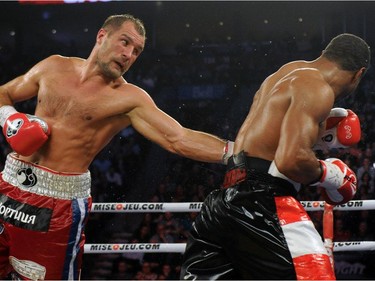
[0, 75, 38, 104]
[275, 80, 334, 183]
[283, 81, 333, 152]
[0, 58, 47, 104]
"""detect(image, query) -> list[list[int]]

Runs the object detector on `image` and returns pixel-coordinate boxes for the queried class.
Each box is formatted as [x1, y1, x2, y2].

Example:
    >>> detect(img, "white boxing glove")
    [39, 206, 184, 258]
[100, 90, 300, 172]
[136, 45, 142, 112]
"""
[311, 158, 357, 205]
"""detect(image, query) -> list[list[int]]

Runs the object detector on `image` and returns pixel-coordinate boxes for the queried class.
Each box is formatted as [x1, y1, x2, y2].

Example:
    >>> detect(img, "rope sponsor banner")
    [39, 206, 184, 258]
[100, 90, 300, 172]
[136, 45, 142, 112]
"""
[90, 202, 203, 213]
[84, 243, 186, 253]
[333, 241, 375, 252]
[301, 200, 374, 211]
[86, 200, 375, 256]
[84, 241, 375, 254]
[90, 200, 375, 213]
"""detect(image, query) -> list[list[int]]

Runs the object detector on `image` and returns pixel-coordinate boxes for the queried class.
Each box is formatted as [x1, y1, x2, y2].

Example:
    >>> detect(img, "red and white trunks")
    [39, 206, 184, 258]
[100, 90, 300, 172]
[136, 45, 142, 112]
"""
[0, 153, 92, 280]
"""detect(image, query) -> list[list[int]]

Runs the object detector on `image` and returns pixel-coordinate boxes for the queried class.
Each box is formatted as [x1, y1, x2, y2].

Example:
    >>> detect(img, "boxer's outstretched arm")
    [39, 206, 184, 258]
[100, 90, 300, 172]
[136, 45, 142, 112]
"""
[127, 88, 230, 164]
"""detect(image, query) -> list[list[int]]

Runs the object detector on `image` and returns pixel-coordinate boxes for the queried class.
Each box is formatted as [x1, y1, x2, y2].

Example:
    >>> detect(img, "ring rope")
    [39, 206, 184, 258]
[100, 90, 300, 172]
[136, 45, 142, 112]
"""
[87, 199, 375, 254]
[84, 241, 375, 254]
[90, 200, 375, 213]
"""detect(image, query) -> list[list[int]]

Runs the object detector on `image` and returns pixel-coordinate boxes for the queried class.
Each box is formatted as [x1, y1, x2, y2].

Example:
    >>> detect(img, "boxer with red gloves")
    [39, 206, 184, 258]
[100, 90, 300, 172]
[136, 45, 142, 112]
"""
[0, 105, 50, 156]
[0, 14, 232, 280]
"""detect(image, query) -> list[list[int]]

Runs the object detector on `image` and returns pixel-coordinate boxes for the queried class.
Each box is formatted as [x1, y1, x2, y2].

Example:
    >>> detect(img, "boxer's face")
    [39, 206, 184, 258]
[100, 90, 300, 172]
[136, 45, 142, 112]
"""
[97, 21, 145, 79]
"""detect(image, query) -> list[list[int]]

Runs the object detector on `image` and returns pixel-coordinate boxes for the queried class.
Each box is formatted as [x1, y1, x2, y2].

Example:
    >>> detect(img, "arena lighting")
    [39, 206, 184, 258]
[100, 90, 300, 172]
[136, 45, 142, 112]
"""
[18, 0, 112, 4]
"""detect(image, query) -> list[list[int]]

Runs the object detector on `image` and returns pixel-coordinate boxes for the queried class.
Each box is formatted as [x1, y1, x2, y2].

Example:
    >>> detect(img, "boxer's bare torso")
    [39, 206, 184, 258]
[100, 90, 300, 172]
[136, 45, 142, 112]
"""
[0, 21, 227, 173]
[20, 55, 138, 172]
[234, 59, 360, 184]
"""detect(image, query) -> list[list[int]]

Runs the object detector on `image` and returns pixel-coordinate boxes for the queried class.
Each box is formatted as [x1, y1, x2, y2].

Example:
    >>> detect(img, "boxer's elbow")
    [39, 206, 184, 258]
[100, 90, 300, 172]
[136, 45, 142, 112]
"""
[165, 129, 199, 158]
[276, 149, 317, 184]
[163, 130, 187, 155]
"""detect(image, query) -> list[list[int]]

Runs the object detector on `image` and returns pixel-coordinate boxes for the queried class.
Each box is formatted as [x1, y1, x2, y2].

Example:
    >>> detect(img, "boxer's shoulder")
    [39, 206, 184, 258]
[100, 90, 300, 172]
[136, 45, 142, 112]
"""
[30, 55, 78, 76]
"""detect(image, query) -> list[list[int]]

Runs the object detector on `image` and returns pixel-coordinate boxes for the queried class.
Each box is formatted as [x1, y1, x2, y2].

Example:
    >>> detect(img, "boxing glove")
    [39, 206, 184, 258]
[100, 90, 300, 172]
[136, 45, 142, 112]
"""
[0, 105, 50, 156]
[313, 108, 361, 151]
[312, 158, 357, 205]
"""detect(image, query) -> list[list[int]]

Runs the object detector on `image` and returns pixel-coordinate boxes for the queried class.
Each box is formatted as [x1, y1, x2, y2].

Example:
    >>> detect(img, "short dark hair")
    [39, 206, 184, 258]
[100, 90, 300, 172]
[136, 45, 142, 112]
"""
[322, 33, 371, 72]
[102, 14, 146, 38]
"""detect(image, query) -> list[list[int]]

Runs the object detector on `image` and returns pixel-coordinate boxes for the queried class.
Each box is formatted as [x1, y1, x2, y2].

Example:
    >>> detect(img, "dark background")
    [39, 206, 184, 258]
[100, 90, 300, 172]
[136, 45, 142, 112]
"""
[1, 1, 375, 280]
[1, 1, 375, 54]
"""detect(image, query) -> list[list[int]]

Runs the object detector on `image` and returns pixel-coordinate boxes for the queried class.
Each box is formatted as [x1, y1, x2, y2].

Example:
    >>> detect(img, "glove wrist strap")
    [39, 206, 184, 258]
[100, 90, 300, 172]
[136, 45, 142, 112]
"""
[312, 160, 342, 190]
[0, 105, 18, 127]
[309, 160, 324, 186]
[222, 140, 234, 165]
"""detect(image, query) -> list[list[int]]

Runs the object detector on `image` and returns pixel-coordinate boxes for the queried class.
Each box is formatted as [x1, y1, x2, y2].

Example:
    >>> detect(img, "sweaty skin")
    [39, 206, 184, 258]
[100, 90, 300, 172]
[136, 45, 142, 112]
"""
[0, 21, 226, 173]
[234, 59, 364, 185]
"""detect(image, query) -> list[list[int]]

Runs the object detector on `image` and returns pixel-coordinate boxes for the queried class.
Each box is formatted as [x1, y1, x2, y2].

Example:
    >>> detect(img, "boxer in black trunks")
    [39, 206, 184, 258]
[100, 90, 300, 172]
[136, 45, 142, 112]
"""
[180, 33, 370, 280]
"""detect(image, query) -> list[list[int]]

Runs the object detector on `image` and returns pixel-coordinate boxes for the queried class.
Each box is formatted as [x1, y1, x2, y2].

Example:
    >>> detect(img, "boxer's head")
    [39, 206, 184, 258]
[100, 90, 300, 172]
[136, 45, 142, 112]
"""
[95, 14, 146, 79]
[323, 33, 370, 73]
[322, 33, 371, 99]
[102, 14, 146, 39]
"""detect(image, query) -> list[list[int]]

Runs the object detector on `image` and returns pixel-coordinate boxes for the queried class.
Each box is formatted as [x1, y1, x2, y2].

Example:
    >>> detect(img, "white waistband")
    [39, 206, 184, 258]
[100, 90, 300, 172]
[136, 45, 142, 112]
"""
[268, 160, 301, 192]
[1, 154, 91, 200]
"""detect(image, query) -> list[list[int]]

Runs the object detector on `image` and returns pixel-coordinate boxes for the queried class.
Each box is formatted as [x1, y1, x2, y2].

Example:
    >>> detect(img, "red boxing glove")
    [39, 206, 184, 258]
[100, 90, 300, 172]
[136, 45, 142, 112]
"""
[313, 108, 361, 151]
[1, 107, 50, 156]
[312, 158, 357, 205]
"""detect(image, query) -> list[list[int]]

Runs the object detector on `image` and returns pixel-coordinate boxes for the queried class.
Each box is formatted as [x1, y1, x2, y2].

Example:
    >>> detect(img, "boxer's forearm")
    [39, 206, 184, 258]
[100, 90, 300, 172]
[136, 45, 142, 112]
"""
[170, 129, 232, 164]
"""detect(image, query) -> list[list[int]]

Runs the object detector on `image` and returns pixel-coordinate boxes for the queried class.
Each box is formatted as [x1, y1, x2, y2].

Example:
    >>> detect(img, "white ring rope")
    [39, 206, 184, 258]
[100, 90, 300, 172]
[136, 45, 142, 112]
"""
[84, 243, 186, 254]
[86, 199, 375, 254]
[90, 200, 375, 213]
[84, 241, 375, 254]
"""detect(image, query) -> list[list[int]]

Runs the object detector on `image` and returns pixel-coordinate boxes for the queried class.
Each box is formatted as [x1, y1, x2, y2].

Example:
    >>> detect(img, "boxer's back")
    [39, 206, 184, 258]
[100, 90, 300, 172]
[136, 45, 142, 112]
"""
[235, 60, 325, 160]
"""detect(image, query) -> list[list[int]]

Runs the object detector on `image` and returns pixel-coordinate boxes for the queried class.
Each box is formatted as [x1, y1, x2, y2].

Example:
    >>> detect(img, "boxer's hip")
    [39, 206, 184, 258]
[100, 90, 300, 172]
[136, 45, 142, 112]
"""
[223, 151, 298, 197]
[1, 153, 91, 200]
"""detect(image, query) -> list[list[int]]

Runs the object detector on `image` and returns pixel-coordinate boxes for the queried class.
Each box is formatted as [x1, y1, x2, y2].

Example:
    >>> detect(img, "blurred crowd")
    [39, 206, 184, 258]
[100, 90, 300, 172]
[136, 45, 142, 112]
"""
[1, 31, 375, 280]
